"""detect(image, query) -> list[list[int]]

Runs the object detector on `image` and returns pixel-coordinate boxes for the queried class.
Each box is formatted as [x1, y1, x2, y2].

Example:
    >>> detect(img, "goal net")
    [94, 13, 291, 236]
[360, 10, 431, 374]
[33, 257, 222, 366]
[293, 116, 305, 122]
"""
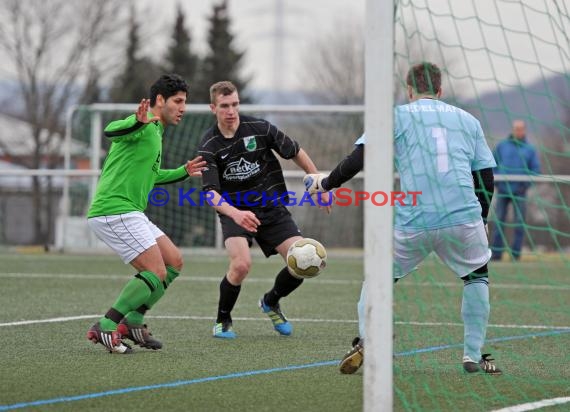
[364, 1, 570, 410]
[0, 1, 568, 409]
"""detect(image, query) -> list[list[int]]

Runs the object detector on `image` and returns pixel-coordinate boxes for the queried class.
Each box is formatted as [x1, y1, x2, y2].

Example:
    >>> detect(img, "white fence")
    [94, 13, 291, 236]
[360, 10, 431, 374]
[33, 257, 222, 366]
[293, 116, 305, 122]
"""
[0, 104, 568, 251]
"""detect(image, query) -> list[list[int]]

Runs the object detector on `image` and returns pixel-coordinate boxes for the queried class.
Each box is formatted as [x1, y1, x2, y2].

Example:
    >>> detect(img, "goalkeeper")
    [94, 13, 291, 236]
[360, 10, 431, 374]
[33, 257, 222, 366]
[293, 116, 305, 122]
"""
[86, 74, 206, 354]
[304, 62, 502, 375]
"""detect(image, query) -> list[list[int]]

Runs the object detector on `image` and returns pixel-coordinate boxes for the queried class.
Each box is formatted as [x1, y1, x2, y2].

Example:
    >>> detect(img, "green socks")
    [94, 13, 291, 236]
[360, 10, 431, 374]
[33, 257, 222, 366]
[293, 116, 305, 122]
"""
[123, 266, 181, 326]
[165, 265, 180, 286]
[99, 271, 163, 331]
[124, 307, 146, 326]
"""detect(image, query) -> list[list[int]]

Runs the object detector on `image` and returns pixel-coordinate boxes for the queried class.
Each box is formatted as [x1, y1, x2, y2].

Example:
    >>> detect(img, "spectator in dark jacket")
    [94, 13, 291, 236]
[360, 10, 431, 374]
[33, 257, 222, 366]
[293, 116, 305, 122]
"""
[491, 120, 541, 261]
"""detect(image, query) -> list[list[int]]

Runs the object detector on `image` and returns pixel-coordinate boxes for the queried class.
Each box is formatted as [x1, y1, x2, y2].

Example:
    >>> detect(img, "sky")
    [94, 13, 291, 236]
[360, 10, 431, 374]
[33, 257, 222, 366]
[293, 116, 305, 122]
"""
[139, 0, 366, 93]
[1, 0, 568, 101]
[138, 0, 570, 100]
[394, 0, 570, 99]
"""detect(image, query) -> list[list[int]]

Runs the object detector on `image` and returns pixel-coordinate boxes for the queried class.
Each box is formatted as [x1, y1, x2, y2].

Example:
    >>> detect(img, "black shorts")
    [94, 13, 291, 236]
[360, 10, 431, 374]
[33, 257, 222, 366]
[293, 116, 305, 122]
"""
[219, 205, 302, 257]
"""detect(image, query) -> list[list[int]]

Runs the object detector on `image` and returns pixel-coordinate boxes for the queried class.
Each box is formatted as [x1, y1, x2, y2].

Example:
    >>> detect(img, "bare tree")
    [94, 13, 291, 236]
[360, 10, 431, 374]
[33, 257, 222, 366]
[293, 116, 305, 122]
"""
[0, 0, 122, 245]
[301, 16, 463, 105]
[301, 20, 364, 104]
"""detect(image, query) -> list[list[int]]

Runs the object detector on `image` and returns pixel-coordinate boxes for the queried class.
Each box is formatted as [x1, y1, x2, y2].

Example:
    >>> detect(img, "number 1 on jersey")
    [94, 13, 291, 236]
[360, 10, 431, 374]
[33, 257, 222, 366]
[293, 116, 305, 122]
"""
[432, 127, 448, 173]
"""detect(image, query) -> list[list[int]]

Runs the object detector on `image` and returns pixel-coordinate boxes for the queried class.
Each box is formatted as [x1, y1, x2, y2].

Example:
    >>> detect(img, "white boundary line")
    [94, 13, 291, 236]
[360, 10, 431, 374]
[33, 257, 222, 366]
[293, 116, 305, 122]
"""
[2, 272, 570, 291]
[491, 396, 570, 412]
[408, 282, 570, 291]
[0, 315, 98, 327]
[397, 321, 570, 330]
[1, 314, 569, 330]
[0, 272, 359, 285]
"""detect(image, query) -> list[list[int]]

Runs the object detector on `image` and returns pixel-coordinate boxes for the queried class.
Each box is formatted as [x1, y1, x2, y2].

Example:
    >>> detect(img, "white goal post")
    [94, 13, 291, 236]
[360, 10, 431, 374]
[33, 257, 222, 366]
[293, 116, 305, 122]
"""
[364, 0, 394, 410]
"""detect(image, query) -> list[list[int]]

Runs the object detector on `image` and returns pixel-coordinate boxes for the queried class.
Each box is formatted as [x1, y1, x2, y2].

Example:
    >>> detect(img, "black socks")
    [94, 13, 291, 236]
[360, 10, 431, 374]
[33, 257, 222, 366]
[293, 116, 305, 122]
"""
[217, 275, 242, 323]
[263, 266, 304, 307]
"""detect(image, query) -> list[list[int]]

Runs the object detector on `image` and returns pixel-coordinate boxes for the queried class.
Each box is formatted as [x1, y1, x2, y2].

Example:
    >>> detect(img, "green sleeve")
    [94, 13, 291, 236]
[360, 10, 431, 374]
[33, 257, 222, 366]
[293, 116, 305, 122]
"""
[104, 114, 147, 142]
[156, 165, 189, 185]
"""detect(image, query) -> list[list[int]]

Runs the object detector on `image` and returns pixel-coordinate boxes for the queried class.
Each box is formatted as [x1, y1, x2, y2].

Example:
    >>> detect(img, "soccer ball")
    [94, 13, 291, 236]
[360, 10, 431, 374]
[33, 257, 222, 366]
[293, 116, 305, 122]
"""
[286, 238, 327, 279]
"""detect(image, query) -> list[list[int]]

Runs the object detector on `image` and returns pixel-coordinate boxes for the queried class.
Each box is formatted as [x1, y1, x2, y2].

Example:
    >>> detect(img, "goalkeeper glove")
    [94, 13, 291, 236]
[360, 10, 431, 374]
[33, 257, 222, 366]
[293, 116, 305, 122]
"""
[303, 173, 327, 194]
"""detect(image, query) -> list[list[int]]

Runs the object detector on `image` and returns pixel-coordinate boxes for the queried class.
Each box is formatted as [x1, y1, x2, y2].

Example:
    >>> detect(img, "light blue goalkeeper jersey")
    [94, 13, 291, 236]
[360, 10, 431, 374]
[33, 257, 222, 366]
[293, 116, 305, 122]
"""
[393, 98, 496, 230]
[356, 99, 495, 229]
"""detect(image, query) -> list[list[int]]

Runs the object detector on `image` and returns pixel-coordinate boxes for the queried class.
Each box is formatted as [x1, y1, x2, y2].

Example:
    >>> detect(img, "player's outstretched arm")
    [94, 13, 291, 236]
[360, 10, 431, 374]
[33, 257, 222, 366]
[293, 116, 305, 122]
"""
[184, 156, 207, 177]
[291, 148, 318, 174]
[155, 156, 207, 185]
[293, 148, 332, 213]
[304, 144, 364, 194]
[303, 174, 327, 195]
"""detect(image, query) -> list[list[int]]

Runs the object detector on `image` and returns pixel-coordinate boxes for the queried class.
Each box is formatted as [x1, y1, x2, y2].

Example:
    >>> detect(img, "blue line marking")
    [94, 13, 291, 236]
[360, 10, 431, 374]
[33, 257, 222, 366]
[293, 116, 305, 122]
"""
[394, 329, 570, 356]
[0, 360, 338, 411]
[1, 329, 569, 411]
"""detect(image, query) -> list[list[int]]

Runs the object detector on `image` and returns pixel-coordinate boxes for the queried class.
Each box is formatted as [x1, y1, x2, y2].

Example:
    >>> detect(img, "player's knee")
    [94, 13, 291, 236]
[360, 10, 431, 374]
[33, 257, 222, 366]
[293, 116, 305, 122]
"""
[147, 266, 167, 281]
[229, 258, 251, 281]
[234, 261, 251, 277]
[461, 264, 488, 285]
[169, 251, 183, 271]
[473, 264, 488, 274]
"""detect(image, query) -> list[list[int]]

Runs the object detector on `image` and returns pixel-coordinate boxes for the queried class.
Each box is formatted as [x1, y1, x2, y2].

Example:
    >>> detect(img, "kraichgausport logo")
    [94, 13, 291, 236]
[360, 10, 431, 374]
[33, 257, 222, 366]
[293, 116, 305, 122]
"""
[148, 188, 422, 208]
[222, 157, 261, 181]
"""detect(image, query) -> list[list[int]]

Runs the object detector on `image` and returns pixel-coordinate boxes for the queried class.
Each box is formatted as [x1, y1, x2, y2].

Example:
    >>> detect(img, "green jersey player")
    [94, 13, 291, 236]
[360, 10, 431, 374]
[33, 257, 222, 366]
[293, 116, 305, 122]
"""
[86, 74, 206, 354]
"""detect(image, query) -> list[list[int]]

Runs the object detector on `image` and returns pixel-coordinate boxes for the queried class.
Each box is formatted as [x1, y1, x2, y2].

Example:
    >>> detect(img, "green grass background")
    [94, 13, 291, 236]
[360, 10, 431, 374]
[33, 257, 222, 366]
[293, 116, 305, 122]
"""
[0, 252, 569, 411]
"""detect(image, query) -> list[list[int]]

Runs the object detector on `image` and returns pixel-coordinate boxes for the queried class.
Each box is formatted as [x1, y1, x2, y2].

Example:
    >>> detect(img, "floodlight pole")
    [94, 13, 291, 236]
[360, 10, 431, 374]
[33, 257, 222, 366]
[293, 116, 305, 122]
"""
[364, 0, 394, 411]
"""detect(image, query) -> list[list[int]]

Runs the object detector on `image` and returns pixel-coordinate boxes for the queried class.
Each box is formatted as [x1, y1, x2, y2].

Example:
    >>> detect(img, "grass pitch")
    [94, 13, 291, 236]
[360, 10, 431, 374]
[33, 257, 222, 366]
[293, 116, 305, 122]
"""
[0, 252, 569, 411]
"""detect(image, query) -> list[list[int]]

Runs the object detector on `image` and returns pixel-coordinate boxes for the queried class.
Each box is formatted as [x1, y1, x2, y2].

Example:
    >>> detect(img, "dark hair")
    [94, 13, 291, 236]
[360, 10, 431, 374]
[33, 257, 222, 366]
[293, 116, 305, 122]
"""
[406, 62, 441, 95]
[150, 74, 188, 106]
[209, 81, 237, 104]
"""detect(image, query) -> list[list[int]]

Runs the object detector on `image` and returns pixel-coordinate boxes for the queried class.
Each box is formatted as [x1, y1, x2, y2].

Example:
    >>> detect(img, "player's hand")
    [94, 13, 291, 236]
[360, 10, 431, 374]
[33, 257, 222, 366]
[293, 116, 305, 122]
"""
[185, 156, 207, 177]
[232, 210, 260, 233]
[303, 173, 327, 195]
[315, 191, 333, 214]
[136, 99, 161, 124]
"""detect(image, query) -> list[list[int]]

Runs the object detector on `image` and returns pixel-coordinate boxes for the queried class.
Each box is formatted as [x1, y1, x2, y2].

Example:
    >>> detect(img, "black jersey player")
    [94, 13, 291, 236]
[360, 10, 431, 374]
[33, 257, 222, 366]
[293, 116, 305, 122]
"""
[197, 81, 331, 338]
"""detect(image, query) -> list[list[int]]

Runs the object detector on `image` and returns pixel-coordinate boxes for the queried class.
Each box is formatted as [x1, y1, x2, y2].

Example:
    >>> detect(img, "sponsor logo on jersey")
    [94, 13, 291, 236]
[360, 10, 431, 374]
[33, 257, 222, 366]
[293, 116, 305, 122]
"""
[222, 157, 261, 181]
[243, 135, 257, 151]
